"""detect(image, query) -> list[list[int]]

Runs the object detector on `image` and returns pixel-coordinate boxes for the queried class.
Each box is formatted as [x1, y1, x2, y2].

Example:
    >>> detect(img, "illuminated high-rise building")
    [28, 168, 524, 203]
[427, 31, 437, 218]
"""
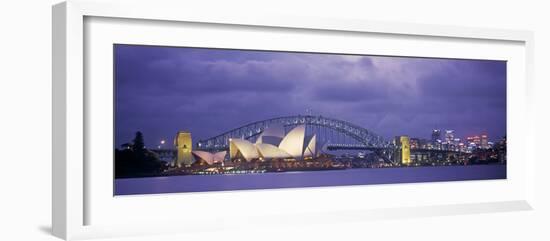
[473, 136, 481, 146]
[466, 136, 480, 148]
[174, 131, 194, 167]
[440, 130, 454, 150]
[453, 138, 461, 151]
[444, 130, 455, 144]
[431, 129, 441, 144]
[481, 134, 489, 149]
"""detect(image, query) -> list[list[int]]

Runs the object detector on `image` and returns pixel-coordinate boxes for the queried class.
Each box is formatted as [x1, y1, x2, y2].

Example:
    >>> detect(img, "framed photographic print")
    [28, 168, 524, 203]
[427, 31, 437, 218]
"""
[113, 44, 508, 195]
[52, 0, 535, 240]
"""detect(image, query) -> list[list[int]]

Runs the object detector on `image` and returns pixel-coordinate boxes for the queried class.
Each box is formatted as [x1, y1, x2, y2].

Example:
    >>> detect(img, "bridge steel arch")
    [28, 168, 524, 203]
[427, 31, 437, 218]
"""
[196, 115, 392, 151]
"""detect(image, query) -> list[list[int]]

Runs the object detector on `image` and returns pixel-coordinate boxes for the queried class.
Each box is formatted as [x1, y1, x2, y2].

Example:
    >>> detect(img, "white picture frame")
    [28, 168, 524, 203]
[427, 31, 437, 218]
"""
[52, 0, 535, 240]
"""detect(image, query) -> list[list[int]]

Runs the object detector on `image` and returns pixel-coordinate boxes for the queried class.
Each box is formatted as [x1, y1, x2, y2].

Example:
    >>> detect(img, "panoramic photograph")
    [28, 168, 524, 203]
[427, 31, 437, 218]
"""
[113, 44, 507, 195]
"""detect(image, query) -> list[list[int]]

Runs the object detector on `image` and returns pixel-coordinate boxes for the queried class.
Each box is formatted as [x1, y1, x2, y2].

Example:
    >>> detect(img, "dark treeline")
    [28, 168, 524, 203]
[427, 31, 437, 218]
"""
[115, 131, 167, 178]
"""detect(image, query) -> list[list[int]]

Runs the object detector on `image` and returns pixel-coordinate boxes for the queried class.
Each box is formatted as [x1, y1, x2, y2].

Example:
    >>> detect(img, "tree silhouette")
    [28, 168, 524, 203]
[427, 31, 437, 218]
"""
[133, 131, 145, 151]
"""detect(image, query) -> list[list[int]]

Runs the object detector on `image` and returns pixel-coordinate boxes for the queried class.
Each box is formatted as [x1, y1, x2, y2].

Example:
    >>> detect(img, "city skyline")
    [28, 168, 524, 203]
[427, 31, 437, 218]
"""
[115, 44, 506, 148]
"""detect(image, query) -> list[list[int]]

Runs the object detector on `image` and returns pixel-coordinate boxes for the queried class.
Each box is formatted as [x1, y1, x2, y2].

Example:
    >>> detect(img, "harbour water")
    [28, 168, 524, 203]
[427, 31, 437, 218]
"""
[114, 164, 506, 195]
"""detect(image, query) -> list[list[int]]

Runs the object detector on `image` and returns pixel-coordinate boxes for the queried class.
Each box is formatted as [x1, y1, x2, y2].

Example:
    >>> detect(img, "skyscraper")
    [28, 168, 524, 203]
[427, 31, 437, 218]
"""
[481, 134, 489, 149]
[444, 130, 455, 144]
[473, 136, 481, 146]
[431, 129, 441, 145]
[442, 130, 454, 150]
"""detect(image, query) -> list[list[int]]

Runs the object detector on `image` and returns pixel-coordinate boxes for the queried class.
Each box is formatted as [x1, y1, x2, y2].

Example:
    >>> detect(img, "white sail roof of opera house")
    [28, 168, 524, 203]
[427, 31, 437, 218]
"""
[255, 143, 291, 159]
[229, 138, 260, 161]
[229, 124, 316, 161]
[278, 125, 306, 159]
[192, 150, 227, 165]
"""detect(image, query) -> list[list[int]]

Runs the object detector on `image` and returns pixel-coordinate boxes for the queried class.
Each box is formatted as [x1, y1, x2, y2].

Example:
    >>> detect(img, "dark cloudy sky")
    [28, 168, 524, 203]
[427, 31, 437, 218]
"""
[114, 44, 506, 148]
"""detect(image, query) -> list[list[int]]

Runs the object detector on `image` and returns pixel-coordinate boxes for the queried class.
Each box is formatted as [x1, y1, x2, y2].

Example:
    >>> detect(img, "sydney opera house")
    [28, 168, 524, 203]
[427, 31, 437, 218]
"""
[229, 124, 317, 162]
[174, 124, 317, 166]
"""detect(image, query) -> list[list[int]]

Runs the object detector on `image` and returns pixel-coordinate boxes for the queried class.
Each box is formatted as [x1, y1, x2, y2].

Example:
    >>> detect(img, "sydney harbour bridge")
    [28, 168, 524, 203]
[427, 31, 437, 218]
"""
[197, 115, 391, 149]
[195, 115, 399, 162]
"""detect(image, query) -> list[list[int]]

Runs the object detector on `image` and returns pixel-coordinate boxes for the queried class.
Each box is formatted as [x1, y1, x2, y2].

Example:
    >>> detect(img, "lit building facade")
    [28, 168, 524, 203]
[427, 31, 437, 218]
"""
[431, 129, 441, 148]
[394, 136, 411, 165]
[443, 130, 455, 150]
[444, 130, 454, 144]
[473, 136, 481, 146]
[174, 131, 194, 167]
[481, 134, 489, 149]
[401, 136, 411, 164]
[466, 134, 488, 150]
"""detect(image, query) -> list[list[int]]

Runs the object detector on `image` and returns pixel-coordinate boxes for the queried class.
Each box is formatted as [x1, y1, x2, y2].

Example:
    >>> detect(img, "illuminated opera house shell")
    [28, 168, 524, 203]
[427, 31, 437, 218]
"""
[230, 124, 317, 161]
[191, 150, 227, 165]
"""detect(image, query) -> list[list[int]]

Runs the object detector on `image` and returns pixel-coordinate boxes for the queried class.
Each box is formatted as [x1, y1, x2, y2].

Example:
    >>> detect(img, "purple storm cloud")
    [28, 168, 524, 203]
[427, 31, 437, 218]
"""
[114, 44, 506, 147]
